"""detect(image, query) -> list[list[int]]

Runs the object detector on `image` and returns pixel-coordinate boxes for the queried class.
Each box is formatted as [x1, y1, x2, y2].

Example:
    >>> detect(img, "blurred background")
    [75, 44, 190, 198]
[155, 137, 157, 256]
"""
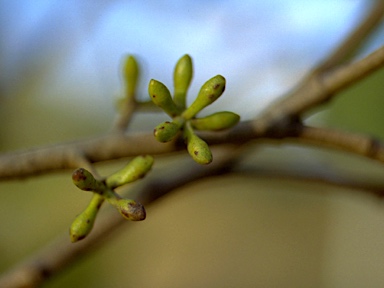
[1, 0, 384, 287]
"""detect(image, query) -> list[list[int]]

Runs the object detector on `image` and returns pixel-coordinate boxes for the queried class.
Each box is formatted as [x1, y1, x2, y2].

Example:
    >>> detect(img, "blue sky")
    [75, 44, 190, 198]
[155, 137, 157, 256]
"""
[0, 0, 380, 119]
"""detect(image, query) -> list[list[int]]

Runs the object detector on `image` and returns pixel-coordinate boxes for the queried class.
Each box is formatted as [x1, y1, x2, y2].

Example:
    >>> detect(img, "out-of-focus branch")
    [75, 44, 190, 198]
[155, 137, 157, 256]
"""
[0, 145, 236, 288]
[252, 1, 384, 134]
[316, 1, 384, 71]
[0, 132, 176, 180]
[252, 44, 384, 135]
[111, 99, 137, 132]
[288, 125, 384, 164]
[2, 42, 384, 180]
[111, 99, 158, 132]
[1, 2, 383, 180]
[1, 3, 384, 287]
[322, 45, 384, 94]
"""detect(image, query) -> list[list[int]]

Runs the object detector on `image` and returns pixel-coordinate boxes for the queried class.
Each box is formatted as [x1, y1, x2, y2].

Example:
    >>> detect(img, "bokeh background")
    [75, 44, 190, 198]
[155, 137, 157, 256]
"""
[1, 0, 384, 287]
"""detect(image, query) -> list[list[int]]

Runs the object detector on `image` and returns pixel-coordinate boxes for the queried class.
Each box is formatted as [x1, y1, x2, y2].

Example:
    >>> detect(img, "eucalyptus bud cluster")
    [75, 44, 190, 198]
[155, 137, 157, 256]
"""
[149, 54, 240, 164]
[69, 155, 153, 242]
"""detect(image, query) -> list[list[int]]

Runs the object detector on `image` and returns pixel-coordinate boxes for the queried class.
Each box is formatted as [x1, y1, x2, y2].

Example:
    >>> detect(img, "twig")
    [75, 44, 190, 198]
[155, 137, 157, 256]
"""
[0, 146, 237, 288]
[315, 1, 384, 71]
[111, 99, 137, 132]
[1, 3, 384, 287]
[251, 44, 384, 134]
[2, 44, 384, 181]
[0, 132, 176, 180]
[1, 1, 383, 180]
[2, 40, 384, 180]
[289, 125, 384, 164]
[322, 45, 384, 94]
[112, 100, 158, 133]
[252, 1, 384, 134]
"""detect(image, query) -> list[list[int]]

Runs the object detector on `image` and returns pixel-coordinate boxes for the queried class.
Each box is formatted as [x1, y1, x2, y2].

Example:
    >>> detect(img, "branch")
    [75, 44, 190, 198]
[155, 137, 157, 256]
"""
[323, 45, 384, 94]
[2, 37, 384, 180]
[315, 0, 384, 71]
[0, 138, 382, 288]
[289, 125, 384, 164]
[1, 2, 383, 180]
[0, 146, 237, 288]
[2, 42, 384, 182]
[0, 121, 257, 180]
[1, 3, 384, 287]
[111, 99, 137, 132]
[251, 44, 384, 134]
[111, 100, 157, 132]
[0, 132, 175, 180]
[252, 1, 384, 134]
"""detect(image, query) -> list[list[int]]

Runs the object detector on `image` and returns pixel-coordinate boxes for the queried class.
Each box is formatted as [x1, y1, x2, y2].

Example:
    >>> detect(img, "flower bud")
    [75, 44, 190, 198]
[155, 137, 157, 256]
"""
[148, 79, 181, 117]
[105, 155, 154, 189]
[153, 117, 185, 143]
[69, 195, 102, 242]
[154, 121, 180, 143]
[173, 54, 193, 108]
[191, 111, 240, 131]
[123, 55, 139, 99]
[72, 168, 105, 193]
[116, 199, 146, 221]
[187, 134, 212, 165]
[184, 123, 212, 164]
[182, 75, 226, 119]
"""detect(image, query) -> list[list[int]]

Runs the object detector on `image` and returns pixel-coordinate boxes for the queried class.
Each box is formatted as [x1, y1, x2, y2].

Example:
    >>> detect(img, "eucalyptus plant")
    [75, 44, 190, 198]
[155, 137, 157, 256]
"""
[70, 155, 153, 242]
[69, 54, 239, 241]
[149, 54, 240, 164]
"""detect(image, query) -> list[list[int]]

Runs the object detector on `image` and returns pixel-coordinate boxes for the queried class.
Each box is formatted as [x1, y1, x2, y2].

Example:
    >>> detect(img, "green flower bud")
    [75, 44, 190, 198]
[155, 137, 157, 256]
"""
[191, 111, 240, 131]
[173, 54, 193, 108]
[100, 188, 146, 221]
[187, 134, 212, 165]
[182, 75, 226, 120]
[148, 79, 181, 117]
[184, 122, 212, 165]
[123, 55, 139, 99]
[72, 168, 105, 193]
[153, 121, 180, 142]
[116, 199, 146, 221]
[69, 195, 103, 242]
[105, 155, 154, 189]
[153, 117, 185, 142]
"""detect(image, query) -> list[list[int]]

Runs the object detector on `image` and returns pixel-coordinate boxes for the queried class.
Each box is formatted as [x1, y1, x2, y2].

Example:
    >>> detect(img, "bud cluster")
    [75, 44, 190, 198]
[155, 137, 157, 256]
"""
[70, 54, 240, 242]
[149, 55, 240, 164]
[70, 155, 153, 242]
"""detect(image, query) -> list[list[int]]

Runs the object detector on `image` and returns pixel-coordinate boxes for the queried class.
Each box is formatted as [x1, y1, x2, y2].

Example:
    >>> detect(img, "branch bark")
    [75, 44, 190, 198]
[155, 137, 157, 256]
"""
[0, 146, 236, 288]
[252, 1, 384, 133]
[289, 125, 384, 164]
[1, 43, 384, 180]
[1, 2, 384, 287]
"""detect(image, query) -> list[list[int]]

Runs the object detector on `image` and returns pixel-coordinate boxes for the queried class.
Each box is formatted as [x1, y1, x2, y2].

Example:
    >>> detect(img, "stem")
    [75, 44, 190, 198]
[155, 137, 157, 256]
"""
[290, 125, 384, 164]
[0, 146, 237, 288]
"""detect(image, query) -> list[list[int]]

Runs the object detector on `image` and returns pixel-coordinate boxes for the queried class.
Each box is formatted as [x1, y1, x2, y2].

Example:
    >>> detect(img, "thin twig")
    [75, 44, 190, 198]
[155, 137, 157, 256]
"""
[289, 125, 384, 164]
[3, 37, 384, 182]
[1, 2, 383, 180]
[0, 146, 237, 288]
[111, 99, 137, 132]
[252, 1, 384, 134]
[315, 1, 384, 71]
[251, 44, 384, 135]
[112, 100, 159, 132]
[322, 45, 384, 94]
[1, 3, 384, 287]
[0, 132, 176, 180]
